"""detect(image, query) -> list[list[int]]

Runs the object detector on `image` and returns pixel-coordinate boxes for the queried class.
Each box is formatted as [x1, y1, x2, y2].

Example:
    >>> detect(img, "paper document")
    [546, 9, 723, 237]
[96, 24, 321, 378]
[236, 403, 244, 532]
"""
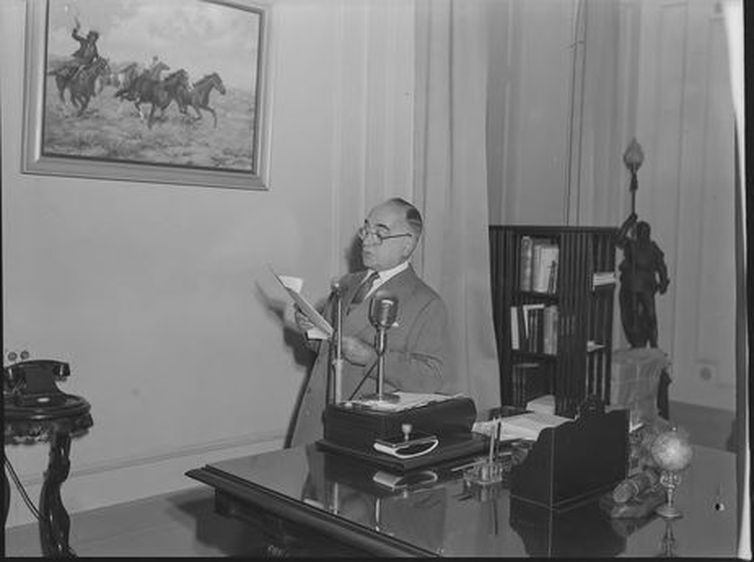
[499, 411, 570, 440]
[348, 392, 464, 412]
[270, 267, 333, 340]
[474, 411, 570, 441]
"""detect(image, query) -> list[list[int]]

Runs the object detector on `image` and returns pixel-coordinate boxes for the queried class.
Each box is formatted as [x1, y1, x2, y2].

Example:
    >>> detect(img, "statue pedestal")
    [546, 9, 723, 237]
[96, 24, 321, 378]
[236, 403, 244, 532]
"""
[609, 348, 671, 428]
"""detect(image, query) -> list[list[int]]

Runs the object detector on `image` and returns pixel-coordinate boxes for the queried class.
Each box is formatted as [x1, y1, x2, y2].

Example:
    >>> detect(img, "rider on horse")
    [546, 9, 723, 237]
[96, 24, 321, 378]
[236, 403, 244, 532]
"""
[57, 18, 100, 84]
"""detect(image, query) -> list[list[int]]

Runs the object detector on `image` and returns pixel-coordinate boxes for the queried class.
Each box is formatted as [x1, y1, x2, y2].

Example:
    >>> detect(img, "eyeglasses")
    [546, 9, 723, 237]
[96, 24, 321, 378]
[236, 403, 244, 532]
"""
[357, 225, 412, 245]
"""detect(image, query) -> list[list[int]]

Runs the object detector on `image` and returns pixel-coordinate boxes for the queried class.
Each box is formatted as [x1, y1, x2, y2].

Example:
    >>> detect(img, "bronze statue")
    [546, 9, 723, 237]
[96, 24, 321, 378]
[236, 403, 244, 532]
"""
[616, 212, 670, 348]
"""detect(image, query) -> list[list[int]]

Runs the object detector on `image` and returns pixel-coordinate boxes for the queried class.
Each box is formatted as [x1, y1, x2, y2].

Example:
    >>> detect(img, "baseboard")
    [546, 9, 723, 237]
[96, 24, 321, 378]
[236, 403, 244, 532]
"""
[6, 429, 286, 528]
[668, 400, 737, 453]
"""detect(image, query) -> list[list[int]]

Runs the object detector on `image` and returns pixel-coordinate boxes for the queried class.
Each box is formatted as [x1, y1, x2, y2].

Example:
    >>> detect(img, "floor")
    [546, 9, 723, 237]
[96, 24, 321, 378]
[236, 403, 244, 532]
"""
[4, 400, 738, 557]
[3, 486, 267, 557]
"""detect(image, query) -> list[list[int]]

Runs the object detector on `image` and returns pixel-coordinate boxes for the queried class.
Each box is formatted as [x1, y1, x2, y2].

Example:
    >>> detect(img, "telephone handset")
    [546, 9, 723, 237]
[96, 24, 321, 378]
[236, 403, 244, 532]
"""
[3, 359, 71, 408]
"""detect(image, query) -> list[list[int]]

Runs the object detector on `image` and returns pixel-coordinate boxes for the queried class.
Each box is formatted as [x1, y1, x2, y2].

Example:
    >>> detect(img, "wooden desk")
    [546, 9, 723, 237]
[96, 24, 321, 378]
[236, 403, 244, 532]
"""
[186, 443, 739, 557]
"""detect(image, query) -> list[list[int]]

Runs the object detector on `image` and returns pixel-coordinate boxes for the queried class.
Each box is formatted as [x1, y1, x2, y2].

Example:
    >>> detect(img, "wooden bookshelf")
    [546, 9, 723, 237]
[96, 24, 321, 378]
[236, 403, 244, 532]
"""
[489, 225, 618, 418]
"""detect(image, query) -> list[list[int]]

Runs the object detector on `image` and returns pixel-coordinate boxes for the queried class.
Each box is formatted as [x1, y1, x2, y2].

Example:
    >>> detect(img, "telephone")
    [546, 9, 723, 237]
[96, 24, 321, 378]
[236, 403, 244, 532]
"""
[3, 359, 71, 408]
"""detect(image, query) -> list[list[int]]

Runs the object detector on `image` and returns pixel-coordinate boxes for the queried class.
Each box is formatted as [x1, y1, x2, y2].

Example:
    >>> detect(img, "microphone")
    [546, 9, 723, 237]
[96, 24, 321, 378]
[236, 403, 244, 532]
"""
[369, 292, 398, 329]
[330, 278, 341, 296]
[365, 291, 400, 403]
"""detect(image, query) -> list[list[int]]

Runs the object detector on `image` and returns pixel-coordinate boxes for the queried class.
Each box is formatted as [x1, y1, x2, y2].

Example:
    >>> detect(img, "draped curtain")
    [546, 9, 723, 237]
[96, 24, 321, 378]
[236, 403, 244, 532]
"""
[412, 0, 500, 410]
[721, 2, 749, 557]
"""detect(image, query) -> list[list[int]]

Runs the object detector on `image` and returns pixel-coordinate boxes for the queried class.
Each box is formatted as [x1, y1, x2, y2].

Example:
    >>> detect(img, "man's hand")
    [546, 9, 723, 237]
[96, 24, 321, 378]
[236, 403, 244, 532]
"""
[658, 278, 670, 295]
[294, 305, 315, 333]
[341, 336, 377, 366]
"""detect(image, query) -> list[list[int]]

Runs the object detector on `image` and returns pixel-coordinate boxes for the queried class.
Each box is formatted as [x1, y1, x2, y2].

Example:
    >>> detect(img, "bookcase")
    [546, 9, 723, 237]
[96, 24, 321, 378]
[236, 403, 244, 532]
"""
[489, 225, 619, 418]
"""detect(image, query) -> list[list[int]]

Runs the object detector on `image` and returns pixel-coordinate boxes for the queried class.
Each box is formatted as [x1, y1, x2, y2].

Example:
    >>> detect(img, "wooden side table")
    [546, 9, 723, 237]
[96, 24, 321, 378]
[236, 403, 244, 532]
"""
[4, 361, 92, 558]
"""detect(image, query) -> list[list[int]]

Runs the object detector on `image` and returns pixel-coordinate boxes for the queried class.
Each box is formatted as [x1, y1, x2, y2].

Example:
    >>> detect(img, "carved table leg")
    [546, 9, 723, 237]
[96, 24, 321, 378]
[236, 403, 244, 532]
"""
[3, 456, 10, 529]
[39, 431, 75, 557]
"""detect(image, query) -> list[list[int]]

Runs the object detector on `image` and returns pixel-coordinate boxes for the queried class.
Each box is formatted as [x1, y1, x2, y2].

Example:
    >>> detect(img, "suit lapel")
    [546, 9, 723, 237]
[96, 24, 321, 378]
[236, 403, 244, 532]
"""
[342, 266, 418, 336]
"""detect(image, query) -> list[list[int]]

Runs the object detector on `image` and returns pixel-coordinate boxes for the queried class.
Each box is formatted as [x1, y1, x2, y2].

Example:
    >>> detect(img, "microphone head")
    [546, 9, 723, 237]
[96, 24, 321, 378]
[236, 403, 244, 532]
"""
[330, 278, 341, 294]
[369, 291, 398, 329]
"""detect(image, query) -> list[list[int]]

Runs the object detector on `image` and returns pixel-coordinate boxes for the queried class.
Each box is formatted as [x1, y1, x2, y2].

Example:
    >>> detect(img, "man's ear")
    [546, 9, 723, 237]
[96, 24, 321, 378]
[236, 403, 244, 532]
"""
[401, 237, 417, 260]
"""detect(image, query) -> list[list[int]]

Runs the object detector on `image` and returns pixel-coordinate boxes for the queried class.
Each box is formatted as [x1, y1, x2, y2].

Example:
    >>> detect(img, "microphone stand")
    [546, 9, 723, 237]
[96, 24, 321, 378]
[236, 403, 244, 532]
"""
[375, 324, 388, 399]
[362, 295, 399, 404]
[329, 281, 344, 404]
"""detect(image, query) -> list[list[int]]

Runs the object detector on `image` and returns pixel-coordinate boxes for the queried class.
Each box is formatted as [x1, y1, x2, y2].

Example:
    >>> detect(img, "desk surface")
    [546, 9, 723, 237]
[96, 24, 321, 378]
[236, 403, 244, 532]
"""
[187, 443, 739, 557]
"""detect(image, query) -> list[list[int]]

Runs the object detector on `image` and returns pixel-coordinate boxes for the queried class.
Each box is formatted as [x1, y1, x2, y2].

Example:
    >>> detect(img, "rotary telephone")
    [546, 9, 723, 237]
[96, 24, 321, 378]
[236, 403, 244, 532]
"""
[3, 358, 71, 408]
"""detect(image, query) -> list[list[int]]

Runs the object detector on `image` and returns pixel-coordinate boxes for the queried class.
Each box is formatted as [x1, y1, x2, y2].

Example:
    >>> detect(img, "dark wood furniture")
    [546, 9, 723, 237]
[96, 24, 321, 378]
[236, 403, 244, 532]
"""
[489, 226, 618, 417]
[186, 443, 739, 557]
[3, 360, 92, 558]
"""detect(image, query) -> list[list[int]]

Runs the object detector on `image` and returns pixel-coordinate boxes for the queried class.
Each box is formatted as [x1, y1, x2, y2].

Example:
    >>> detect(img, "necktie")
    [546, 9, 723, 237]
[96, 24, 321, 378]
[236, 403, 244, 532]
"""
[350, 271, 380, 308]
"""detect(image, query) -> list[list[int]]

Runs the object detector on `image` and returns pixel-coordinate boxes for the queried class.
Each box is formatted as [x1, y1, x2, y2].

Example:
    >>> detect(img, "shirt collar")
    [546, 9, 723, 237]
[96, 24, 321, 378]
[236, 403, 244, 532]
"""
[370, 261, 409, 285]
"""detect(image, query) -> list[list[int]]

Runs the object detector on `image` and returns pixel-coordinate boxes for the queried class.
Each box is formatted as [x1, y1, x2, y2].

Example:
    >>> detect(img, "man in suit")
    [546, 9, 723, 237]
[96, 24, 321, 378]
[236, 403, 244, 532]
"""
[287, 198, 450, 447]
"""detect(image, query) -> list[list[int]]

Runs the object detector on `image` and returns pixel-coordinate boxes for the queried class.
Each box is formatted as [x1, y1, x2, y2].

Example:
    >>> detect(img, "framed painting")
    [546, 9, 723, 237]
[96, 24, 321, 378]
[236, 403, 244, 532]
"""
[22, 0, 271, 190]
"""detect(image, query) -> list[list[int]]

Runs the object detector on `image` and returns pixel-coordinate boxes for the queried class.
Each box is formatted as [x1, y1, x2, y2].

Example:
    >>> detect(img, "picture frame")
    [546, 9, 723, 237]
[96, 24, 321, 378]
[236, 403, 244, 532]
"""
[22, 0, 272, 190]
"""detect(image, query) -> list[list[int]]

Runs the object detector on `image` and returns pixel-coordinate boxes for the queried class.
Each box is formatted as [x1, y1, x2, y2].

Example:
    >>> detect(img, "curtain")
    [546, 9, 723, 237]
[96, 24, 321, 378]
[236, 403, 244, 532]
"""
[721, 2, 749, 558]
[412, 0, 500, 410]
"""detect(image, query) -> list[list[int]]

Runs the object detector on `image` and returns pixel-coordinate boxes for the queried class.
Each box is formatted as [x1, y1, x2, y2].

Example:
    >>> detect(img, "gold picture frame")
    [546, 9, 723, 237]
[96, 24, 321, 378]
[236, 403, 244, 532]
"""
[22, 0, 272, 190]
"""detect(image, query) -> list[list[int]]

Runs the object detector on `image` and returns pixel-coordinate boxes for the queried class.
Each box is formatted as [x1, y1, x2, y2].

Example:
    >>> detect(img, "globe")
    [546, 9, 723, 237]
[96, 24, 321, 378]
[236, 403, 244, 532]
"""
[650, 428, 693, 472]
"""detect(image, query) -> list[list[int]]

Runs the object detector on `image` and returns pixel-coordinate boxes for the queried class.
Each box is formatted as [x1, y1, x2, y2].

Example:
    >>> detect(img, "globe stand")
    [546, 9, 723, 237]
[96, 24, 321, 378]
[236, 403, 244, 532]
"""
[657, 518, 678, 557]
[655, 469, 683, 519]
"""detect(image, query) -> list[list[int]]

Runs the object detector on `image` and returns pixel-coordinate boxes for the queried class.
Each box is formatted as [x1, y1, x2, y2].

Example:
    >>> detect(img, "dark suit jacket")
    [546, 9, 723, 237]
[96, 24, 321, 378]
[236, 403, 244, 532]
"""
[288, 265, 449, 447]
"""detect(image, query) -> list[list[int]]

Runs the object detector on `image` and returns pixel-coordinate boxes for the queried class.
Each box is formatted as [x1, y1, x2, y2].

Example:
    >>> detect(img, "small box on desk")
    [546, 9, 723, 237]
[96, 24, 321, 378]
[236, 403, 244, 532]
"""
[318, 394, 483, 471]
[322, 394, 477, 450]
[510, 409, 629, 510]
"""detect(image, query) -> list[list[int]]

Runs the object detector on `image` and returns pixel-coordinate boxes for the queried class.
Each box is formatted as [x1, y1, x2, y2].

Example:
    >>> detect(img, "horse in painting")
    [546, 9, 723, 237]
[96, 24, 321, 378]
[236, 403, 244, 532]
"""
[178, 72, 226, 127]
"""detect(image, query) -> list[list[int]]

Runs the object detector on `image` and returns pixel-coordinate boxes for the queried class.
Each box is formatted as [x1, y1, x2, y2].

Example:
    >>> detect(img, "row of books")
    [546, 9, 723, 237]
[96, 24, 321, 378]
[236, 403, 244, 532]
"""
[592, 271, 617, 289]
[519, 236, 559, 293]
[511, 363, 549, 409]
[510, 304, 558, 354]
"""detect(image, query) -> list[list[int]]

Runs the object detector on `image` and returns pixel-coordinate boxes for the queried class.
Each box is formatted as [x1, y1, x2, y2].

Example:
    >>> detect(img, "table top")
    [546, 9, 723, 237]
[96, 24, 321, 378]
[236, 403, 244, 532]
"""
[4, 394, 92, 443]
[188, 442, 740, 557]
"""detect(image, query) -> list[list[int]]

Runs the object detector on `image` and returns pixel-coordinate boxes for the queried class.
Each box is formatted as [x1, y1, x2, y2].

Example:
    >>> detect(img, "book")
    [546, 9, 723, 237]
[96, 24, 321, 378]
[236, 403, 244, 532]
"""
[519, 236, 534, 290]
[521, 303, 545, 352]
[510, 306, 521, 350]
[586, 340, 604, 352]
[592, 271, 617, 289]
[526, 307, 544, 353]
[512, 363, 541, 407]
[270, 267, 334, 340]
[532, 244, 559, 293]
[516, 305, 528, 351]
[542, 305, 558, 354]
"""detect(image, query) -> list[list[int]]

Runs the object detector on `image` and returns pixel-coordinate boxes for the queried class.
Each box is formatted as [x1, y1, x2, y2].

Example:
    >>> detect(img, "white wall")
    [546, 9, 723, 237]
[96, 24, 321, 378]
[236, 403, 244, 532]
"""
[2, 0, 416, 527]
[634, 0, 737, 411]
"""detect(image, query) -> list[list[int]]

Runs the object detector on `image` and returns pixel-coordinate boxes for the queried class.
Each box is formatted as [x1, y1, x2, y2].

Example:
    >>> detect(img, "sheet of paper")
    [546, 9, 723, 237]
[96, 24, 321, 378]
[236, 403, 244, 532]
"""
[270, 267, 333, 340]
[349, 392, 464, 412]
[474, 411, 570, 441]
[498, 411, 570, 440]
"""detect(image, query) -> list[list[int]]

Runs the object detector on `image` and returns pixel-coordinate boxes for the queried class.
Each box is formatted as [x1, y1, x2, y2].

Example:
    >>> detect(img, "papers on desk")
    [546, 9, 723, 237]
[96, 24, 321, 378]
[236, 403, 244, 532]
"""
[270, 267, 333, 340]
[473, 411, 570, 441]
[526, 394, 555, 415]
[347, 392, 464, 412]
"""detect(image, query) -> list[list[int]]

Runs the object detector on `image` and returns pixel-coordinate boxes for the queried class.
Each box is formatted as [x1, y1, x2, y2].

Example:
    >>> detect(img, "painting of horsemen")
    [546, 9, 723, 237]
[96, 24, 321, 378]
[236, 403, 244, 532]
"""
[22, 0, 270, 189]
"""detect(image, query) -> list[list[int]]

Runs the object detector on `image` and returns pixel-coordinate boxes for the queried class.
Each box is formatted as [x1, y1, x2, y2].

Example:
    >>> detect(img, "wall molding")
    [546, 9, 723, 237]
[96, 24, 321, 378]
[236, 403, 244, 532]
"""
[14, 428, 286, 487]
[6, 429, 286, 528]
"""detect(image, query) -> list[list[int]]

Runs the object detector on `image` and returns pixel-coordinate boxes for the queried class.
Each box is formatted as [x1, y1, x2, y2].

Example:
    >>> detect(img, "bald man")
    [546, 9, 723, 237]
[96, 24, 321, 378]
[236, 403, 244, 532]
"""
[287, 198, 450, 447]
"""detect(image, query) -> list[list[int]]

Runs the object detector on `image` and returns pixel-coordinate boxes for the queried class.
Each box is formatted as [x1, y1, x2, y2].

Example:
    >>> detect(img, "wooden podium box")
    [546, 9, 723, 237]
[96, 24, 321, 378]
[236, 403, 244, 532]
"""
[319, 396, 484, 472]
[510, 409, 629, 510]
